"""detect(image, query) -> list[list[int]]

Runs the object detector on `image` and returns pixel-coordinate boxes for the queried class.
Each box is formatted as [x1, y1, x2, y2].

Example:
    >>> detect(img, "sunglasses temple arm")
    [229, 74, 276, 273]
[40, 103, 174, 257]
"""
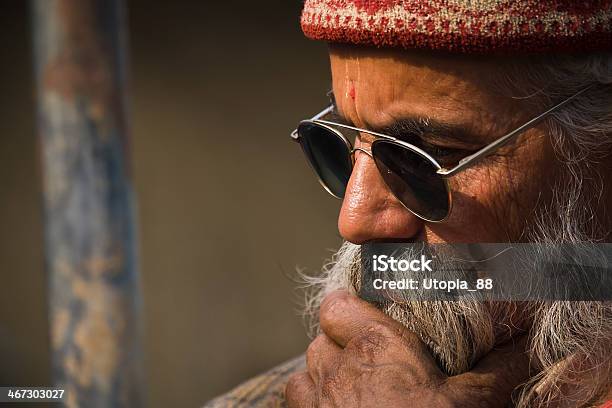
[436, 84, 595, 177]
[291, 105, 335, 140]
[312, 105, 334, 120]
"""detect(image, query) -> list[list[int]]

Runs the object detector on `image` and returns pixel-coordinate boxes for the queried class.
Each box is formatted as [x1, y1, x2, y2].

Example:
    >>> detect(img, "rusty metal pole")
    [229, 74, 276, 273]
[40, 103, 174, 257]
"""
[31, 0, 144, 406]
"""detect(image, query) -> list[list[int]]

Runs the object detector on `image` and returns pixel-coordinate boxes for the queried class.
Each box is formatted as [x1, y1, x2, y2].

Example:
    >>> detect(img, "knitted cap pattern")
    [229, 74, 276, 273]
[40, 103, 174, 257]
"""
[301, 0, 612, 53]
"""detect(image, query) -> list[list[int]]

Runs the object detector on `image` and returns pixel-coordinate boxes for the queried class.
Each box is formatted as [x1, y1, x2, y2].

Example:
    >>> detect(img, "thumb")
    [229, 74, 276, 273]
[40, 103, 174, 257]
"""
[448, 336, 532, 403]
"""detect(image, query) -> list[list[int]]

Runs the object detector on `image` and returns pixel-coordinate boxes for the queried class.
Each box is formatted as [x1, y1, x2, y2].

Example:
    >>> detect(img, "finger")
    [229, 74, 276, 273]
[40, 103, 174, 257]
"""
[319, 290, 404, 348]
[451, 335, 531, 398]
[320, 290, 430, 353]
[285, 371, 317, 408]
[319, 290, 440, 373]
[306, 334, 342, 384]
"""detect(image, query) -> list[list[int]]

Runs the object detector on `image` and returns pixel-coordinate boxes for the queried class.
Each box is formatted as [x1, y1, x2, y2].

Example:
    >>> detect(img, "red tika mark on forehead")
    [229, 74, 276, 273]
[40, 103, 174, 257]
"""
[349, 83, 356, 100]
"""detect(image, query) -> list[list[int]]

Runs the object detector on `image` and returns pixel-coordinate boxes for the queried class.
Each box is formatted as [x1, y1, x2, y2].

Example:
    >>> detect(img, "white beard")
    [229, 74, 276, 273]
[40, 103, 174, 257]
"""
[303, 241, 502, 375]
[301, 177, 611, 407]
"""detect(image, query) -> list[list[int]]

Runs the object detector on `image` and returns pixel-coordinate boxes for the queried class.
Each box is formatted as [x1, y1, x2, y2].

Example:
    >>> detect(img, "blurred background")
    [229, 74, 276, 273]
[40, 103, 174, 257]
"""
[0, 1, 342, 406]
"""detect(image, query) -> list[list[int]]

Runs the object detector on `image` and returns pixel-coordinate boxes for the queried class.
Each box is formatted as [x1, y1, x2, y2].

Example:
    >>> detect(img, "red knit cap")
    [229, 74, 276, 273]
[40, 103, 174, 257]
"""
[301, 0, 612, 54]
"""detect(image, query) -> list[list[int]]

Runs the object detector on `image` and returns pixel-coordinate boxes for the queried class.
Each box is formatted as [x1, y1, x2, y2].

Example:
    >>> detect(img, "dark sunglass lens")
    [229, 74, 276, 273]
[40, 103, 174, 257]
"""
[297, 122, 352, 198]
[372, 140, 449, 221]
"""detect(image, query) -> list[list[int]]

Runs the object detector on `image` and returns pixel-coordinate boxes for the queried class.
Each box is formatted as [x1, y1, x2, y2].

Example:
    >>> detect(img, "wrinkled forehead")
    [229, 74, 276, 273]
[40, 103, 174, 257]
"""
[327, 44, 526, 138]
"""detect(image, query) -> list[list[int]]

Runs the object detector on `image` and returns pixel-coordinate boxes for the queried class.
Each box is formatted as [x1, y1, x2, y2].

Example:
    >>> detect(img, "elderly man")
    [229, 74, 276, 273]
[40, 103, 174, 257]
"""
[205, 1, 612, 407]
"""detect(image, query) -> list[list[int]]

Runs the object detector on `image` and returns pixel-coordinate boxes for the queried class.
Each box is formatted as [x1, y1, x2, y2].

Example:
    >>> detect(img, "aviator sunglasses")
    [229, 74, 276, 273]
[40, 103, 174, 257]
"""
[291, 85, 594, 222]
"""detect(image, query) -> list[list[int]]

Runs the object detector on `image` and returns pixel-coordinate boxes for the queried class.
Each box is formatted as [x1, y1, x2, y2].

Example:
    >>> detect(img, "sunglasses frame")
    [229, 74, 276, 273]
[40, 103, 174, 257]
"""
[291, 84, 595, 222]
[292, 111, 452, 222]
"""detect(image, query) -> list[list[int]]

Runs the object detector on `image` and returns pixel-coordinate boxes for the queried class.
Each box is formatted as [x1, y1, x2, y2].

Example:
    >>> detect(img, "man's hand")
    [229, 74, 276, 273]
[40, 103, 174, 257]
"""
[286, 290, 530, 408]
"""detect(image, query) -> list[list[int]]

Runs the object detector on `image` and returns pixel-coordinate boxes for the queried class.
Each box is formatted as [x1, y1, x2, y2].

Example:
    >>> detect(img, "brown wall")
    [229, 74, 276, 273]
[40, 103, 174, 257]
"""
[0, 1, 341, 407]
[0, 0, 49, 391]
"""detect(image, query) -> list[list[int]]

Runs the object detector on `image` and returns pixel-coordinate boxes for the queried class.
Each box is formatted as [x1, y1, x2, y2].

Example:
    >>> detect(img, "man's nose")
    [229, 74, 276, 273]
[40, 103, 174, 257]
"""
[338, 151, 424, 244]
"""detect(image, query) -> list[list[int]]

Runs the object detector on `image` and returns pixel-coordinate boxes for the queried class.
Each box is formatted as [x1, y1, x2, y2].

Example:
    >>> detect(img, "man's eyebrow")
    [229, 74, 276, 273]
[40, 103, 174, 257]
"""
[374, 117, 481, 146]
[327, 92, 482, 145]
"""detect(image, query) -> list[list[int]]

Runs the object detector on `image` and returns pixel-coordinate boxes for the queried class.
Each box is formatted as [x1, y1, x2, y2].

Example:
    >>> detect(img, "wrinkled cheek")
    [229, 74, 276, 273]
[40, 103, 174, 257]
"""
[437, 169, 525, 242]
[468, 166, 546, 240]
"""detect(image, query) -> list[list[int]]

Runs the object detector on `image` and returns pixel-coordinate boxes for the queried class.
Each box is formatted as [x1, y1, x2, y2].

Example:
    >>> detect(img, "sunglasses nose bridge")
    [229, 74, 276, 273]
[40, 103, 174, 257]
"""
[350, 147, 373, 159]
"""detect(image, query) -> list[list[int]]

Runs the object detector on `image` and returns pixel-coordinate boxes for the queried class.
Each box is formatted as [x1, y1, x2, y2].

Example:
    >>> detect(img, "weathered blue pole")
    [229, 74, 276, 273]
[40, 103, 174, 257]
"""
[31, 0, 144, 406]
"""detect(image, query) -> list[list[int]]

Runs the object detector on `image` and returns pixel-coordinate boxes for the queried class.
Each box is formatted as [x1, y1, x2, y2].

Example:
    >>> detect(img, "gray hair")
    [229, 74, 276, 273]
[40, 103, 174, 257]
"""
[500, 52, 612, 243]
[500, 52, 612, 408]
